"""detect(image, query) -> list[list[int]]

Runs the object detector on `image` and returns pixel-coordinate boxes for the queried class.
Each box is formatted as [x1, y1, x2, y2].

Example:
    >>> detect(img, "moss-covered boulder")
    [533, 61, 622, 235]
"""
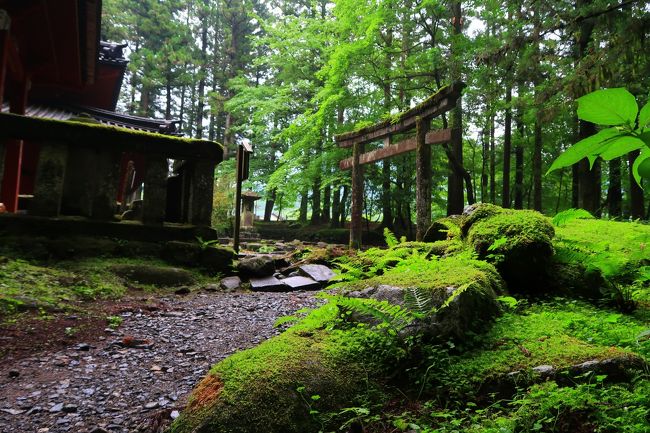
[169, 305, 388, 433]
[423, 215, 462, 242]
[344, 256, 504, 340]
[464, 205, 555, 292]
[460, 203, 505, 236]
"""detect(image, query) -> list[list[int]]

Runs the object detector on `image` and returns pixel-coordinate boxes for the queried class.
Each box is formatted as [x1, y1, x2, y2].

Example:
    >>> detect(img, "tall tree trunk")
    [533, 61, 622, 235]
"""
[165, 73, 172, 120]
[447, 0, 464, 215]
[264, 188, 276, 222]
[299, 189, 308, 223]
[578, 124, 601, 215]
[489, 113, 496, 204]
[576, 0, 600, 215]
[195, 2, 209, 138]
[571, 165, 580, 207]
[607, 158, 622, 217]
[381, 28, 393, 229]
[330, 186, 340, 228]
[481, 128, 488, 202]
[629, 150, 645, 219]
[340, 185, 349, 227]
[311, 178, 321, 225]
[322, 184, 331, 223]
[514, 100, 525, 209]
[533, 116, 543, 212]
[502, 85, 512, 207]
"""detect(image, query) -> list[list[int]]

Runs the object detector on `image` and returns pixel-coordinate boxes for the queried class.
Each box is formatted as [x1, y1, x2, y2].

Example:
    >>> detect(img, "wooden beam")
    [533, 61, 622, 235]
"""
[0, 112, 223, 162]
[339, 128, 452, 170]
[335, 82, 465, 147]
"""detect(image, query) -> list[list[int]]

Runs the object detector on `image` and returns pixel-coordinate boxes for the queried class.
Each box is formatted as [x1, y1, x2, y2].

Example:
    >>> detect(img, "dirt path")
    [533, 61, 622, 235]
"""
[0, 290, 320, 433]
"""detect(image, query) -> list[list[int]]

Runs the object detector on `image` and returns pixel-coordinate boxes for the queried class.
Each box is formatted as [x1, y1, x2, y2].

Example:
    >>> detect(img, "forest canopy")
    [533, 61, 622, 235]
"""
[101, 0, 650, 234]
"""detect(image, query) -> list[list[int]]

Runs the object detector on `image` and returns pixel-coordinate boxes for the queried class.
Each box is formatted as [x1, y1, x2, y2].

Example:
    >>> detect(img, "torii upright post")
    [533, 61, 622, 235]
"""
[350, 142, 364, 249]
[415, 116, 432, 241]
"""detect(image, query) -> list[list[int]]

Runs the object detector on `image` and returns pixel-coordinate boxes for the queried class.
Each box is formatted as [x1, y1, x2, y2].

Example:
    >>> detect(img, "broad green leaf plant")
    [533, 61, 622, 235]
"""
[548, 88, 650, 185]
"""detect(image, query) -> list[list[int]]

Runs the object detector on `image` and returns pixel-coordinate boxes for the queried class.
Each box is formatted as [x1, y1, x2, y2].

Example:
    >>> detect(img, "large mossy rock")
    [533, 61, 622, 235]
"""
[345, 255, 504, 341]
[169, 306, 387, 433]
[423, 215, 462, 242]
[463, 204, 555, 292]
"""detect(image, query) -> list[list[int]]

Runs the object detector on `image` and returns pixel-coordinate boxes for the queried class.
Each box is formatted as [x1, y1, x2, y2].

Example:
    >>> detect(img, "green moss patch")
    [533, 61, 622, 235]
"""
[338, 255, 503, 297]
[466, 208, 555, 292]
[430, 299, 648, 400]
[171, 303, 391, 433]
[0, 256, 209, 318]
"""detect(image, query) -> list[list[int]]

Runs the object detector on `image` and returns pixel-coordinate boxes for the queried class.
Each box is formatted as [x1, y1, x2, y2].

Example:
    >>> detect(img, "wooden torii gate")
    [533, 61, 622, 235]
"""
[334, 82, 465, 249]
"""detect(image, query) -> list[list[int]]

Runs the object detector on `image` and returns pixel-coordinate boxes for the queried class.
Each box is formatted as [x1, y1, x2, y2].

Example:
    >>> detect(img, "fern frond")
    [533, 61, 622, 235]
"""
[384, 228, 399, 248]
[403, 287, 435, 314]
[325, 295, 416, 334]
[552, 208, 594, 227]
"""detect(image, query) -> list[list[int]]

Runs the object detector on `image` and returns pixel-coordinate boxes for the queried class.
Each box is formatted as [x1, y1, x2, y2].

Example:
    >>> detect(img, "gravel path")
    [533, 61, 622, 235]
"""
[0, 291, 320, 433]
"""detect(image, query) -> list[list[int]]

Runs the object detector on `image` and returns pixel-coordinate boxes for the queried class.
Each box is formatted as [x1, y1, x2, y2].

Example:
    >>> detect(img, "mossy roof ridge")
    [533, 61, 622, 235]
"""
[0, 112, 223, 161]
[334, 81, 465, 142]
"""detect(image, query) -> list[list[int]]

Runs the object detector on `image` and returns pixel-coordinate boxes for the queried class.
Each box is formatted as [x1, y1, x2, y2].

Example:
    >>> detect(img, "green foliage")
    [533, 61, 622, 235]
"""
[326, 294, 421, 336]
[548, 88, 650, 184]
[106, 315, 124, 329]
[384, 228, 400, 248]
[553, 218, 650, 310]
[551, 208, 595, 227]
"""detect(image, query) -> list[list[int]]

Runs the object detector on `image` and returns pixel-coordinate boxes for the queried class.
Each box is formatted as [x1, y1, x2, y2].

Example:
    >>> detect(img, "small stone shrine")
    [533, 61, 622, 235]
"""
[241, 191, 260, 228]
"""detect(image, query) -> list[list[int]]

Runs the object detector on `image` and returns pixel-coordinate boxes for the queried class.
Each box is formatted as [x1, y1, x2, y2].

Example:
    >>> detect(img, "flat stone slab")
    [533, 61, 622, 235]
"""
[282, 276, 321, 291]
[249, 276, 287, 292]
[298, 264, 335, 284]
[220, 276, 242, 292]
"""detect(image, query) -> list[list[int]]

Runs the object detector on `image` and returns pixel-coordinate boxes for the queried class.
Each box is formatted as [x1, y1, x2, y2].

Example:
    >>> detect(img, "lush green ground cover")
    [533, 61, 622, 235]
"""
[0, 256, 209, 319]
[173, 210, 650, 433]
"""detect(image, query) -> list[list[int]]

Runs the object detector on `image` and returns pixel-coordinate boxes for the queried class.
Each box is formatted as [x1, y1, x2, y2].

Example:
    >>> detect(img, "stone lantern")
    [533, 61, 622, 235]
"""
[241, 191, 260, 228]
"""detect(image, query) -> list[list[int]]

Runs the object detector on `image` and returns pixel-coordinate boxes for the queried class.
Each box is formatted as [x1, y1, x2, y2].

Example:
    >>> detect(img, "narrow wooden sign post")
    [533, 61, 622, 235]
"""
[233, 140, 252, 252]
[334, 82, 465, 249]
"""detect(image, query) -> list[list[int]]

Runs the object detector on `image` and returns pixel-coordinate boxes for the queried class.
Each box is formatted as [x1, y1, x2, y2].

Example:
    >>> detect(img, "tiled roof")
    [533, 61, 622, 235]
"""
[1, 102, 181, 135]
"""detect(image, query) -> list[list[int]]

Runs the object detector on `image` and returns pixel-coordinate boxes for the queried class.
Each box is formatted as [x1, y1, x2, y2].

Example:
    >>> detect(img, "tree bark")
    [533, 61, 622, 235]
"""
[340, 185, 349, 227]
[489, 113, 496, 204]
[322, 184, 331, 223]
[299, 189, 308, 223]
[514, 84, 525, 209]
[629, 150, 645, 219]
[607, 158, 622, 217]
[330, 185, 340, 228]
[533, 116, 543, 212]
[578, 122, 601, 216]
[264, 188, 276, 222]
[447, 0, 464, 215]
[502, 85, 512, 208]
[311, 177, 321, 225]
